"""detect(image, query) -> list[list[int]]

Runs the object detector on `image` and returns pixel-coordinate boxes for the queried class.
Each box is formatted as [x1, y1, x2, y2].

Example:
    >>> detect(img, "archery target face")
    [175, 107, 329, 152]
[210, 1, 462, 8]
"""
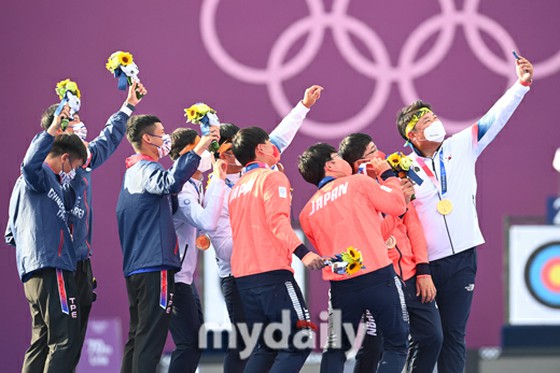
[509, 226, 560, 324]
[525, 242, 560, 308]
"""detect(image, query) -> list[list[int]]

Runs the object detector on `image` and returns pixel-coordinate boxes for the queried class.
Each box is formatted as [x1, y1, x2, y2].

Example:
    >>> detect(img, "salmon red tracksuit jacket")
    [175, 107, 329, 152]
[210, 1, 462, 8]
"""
[381, 203, 430, 281]
[299, 173, 407, 282]
[228, 164, 303, 278]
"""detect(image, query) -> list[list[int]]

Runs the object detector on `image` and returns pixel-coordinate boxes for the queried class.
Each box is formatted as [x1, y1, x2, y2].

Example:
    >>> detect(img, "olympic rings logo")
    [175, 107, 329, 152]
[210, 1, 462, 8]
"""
[201, 0, 560, 139]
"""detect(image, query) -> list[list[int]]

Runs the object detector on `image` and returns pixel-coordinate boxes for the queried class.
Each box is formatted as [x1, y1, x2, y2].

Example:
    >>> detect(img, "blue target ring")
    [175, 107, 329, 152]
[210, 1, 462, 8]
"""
[524, 242, 560, 309]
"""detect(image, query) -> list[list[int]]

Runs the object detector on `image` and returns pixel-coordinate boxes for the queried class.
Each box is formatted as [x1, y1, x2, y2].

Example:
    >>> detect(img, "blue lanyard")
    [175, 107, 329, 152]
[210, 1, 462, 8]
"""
[243, 161, 268, 173]
[208, 174, 236, 189]
[224, 178, 235, 188]
[187, 179, 203, 204]
[438, 151, 447, 196]
[318, 176, 335, 189]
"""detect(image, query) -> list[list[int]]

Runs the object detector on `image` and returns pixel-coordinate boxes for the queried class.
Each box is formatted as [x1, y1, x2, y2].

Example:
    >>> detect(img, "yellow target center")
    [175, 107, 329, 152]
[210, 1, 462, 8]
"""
[550, 264, 560, 287]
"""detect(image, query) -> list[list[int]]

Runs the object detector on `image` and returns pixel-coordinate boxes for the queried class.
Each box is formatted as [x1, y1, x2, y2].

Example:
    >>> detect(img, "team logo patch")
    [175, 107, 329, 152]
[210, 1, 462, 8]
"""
[279, 186, 287, 198]
[380, 185, 392, 193]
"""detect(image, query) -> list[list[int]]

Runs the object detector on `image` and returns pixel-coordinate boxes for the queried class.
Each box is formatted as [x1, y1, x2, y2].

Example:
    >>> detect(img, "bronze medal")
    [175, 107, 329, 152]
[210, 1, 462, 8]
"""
[196, 234, 211, 250]
[385, 235, 397, 249]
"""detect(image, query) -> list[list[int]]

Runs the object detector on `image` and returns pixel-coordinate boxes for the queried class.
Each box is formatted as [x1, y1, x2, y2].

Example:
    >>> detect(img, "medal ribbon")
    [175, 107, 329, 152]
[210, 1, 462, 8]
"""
[243, 161, 268, 174]
[187, 179, 203, 204]
[318, 176, 335, 189]
[208, 173, 235, 189]
[224, 178, 235, 188]
[414, 152, 447, 197]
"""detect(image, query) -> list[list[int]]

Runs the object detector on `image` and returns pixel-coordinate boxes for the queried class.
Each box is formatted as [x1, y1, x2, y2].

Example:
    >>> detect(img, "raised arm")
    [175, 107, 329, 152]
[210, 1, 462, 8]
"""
[175, 160, 227, 231]
[144, 151, 200, 195]
[269, 85, 323, 152]
[87, 82, 147, 170]
[21, 106, 69, 192]
[144, 133, 219, 195]
[361, 158, 407, 217]
[474, 56, 533, 155]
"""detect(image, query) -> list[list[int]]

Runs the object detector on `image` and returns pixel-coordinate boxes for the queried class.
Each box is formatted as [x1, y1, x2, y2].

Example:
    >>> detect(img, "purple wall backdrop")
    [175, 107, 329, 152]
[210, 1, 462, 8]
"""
[1, 0, 559, 370]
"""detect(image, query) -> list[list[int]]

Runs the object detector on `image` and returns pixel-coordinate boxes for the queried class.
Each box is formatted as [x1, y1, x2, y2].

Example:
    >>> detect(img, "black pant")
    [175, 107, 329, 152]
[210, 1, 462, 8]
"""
[354, 276, 443, 373]
[430, 248, 477, 373]
[22, 268, 81, 373]
[321, 266, 409, 373]
[168, 282, 204, 373]
[121, 270, 175, 373]
[221, 275, 248, 373]
[238, 272, 312, 373]
[72, 259, 97, 370]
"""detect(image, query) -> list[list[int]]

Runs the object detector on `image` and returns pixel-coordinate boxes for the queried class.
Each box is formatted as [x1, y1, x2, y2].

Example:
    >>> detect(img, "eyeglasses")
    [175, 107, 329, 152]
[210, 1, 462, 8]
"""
[328, 154, 341, 162]
[363, 146, 378, 158]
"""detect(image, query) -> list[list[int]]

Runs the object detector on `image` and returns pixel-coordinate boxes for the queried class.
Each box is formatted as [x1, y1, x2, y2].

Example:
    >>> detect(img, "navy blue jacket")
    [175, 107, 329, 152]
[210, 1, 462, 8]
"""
[6, 132, 84, 280]
[116, 151, 200, 276]
[67, 106, 132, 261]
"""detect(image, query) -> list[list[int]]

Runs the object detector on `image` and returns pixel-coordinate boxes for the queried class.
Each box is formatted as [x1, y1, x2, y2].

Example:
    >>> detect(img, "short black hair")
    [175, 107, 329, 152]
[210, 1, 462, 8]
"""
[219, 123, 240, 145]
[214, 122, 240, 157]
[169, 128, 199, 161]
[40, 104, 60, 131]
[231, 127, 268, 166]
[50, 133, 88, 164]
[339, 133, 372, 172]
[396, 100, 433, 140]
[298, 143, 337, 186]
[126, 115, 161, 150]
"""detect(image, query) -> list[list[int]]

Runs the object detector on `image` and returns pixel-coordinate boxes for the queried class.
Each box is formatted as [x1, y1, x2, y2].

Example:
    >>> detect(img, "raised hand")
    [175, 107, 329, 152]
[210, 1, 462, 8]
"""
[302, 85, 324, 108]
[515, 56, 534, 84]
[47, 105, 70, 136]
[194, 127, 220, 156]
[212, 158, 227, 180]
[401, 178, 415, 204]
[369, 157, 391, 176]
[126, 82, 147, 106]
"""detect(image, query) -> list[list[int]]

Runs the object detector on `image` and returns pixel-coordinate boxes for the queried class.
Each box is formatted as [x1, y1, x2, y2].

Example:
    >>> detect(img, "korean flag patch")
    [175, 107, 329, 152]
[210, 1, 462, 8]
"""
[279, 186, 287, 198]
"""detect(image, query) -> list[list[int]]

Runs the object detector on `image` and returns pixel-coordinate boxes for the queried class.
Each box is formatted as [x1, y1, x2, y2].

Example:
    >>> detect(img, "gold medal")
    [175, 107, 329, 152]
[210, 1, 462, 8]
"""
[195, 234, 211, 251]
[385, 235, 397, 249]
[437, 199, 453, 215]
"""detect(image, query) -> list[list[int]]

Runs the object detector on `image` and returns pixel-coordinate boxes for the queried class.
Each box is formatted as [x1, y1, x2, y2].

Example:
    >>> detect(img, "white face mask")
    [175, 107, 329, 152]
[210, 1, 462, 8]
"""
[156, 134, 172, 158]
[198, 150, 213, 173]
[70, 122, 88, 141]
[59, 168, 76, 185]
[423, 120, 446, 143]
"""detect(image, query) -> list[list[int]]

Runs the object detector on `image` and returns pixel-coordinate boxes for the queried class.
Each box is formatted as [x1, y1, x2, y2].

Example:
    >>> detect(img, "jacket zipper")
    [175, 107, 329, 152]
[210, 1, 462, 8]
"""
[431, 158, 455, 255]
[395, 244, 404, 280]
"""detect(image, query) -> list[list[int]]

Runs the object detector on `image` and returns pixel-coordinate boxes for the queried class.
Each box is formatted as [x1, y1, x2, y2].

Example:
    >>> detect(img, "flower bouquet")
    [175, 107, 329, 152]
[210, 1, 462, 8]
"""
[105, 51, 142, 99]
[184, 102, 220, 152]
[54, 79, 81, 131]
[386, 151, 423, 186]
[324, 246, 366, 276]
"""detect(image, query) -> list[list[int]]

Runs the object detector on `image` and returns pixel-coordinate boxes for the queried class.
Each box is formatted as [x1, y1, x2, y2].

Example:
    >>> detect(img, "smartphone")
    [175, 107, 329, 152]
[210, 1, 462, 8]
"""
[512, 50, 520, 60]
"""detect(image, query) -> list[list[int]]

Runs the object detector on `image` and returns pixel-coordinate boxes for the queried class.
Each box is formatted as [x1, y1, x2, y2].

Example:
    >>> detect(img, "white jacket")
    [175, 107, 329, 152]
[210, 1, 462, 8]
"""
[173, 176, 226, 284]
[410, 81, 530, 261]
